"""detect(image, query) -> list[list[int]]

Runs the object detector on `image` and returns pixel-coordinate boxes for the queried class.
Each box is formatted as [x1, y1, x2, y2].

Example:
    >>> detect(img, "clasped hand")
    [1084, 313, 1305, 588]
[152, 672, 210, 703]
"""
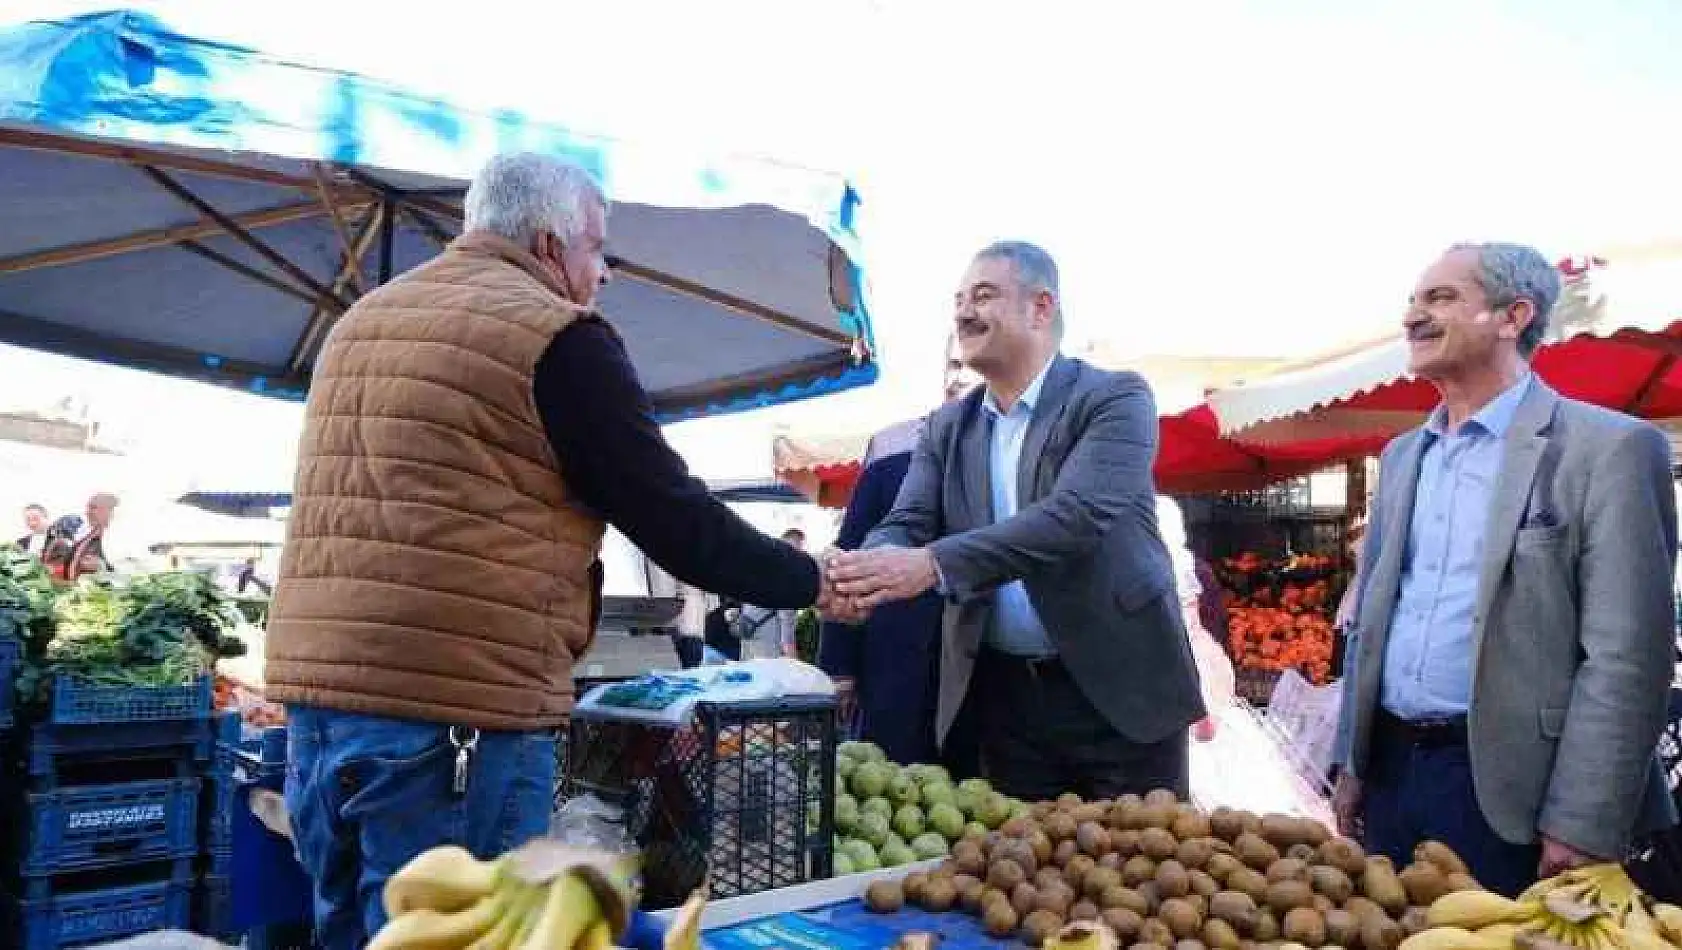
[813, 545, 939, 624]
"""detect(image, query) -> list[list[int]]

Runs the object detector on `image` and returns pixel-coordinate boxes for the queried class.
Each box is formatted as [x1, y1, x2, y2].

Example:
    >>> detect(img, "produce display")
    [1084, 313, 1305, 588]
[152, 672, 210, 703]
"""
[835, 740, 1029, 876]
[368, 840, 702, 950]
[0, 550, 246, 710]
[1404, 863, 1682, 950]
[862, 787, 1485, 948]
[1218, 551, 1340, 686]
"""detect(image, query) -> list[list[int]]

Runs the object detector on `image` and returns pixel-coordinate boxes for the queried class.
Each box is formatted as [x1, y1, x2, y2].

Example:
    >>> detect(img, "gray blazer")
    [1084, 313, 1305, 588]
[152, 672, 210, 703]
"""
[1335, 382, 1678, 859]
[865, 356, 1205, 746]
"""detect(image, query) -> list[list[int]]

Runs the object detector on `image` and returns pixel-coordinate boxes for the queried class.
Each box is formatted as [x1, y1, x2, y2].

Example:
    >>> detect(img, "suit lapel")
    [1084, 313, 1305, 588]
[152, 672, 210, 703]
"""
[1471, 383, 1558, 656]
[1018, 356, 1077, 503]
[958, 394, 994, 530]
[1361, 430, 1427, 664]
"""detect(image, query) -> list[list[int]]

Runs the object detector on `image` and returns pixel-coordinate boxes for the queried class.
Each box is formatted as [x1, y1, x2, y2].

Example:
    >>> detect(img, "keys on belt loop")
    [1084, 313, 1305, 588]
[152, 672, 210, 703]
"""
[450, 725, 480, 798]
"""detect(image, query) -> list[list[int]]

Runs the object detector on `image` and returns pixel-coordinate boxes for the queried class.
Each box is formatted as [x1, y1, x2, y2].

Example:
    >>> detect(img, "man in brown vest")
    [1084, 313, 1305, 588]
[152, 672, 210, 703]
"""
[265, 152, 830, 949]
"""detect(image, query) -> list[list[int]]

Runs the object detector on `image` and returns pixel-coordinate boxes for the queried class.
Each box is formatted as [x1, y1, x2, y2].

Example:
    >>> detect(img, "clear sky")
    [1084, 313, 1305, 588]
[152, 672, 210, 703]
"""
[3, 0, 1681, 486]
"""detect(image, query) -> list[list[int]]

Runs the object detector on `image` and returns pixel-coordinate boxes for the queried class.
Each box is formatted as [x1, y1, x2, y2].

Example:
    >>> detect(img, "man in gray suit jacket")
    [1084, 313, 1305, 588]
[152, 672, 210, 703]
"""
[1333, 242, 1678, 897]
[827, 241, 1205, 800]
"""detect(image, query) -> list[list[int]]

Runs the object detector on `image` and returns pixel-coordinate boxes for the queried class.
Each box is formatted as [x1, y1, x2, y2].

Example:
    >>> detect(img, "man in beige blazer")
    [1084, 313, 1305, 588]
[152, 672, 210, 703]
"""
[1333, 242, 1678, 897]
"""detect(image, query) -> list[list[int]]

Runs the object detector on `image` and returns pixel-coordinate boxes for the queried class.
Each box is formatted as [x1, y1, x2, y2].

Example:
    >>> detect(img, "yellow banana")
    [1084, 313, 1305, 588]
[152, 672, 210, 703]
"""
[1651, 903, 1682, 946]
[1477, 923, 1524, 945]
[577, 920, 615, 950]
[515, 872, 601, 950]
[1400, 926, 1514, 950]
[665, 890, 708, 950]
[465, 882, 544, 950]
[1431, 892, 1539, 930]
[385, 846, 504, 918]
[368, 892, 506, 950]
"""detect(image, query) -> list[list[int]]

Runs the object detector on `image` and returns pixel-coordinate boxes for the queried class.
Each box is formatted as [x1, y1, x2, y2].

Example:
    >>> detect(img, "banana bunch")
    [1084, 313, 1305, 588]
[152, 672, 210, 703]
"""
[1401, 864, 1682, 950]
[367, 841, 705, 950]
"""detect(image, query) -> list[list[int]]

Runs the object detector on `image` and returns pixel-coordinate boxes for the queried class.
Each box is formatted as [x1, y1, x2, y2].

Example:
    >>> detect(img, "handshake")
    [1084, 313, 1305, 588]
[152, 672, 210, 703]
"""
[812, 544, 940, 624]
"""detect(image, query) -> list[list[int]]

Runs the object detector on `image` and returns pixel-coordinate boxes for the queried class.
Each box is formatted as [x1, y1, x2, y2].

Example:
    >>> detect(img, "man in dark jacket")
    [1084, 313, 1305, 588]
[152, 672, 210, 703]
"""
[819, 343, 980, 768]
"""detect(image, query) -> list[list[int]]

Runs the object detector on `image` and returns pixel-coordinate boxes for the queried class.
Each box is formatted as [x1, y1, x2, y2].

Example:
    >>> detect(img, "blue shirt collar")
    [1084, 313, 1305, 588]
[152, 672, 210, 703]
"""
[1425, 370, 1533, 438]
[984, 355, 1058, 418]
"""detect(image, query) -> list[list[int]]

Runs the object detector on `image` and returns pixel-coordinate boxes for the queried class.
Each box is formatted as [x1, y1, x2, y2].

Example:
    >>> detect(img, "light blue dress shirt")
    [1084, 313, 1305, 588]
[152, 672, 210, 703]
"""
[980, 357, 1059, 657]
[1379, 372, 1533, 720]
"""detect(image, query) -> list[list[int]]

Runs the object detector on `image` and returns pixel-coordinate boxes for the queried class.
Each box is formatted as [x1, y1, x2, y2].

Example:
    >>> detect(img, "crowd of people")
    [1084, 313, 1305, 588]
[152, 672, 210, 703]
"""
[249, 150, 1678, 947]
[9, 491, 119, 581]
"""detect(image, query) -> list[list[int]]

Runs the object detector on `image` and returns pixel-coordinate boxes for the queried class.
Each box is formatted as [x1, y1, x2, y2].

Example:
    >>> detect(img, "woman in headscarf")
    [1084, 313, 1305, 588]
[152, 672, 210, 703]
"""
[1156, 496, 1235, 741]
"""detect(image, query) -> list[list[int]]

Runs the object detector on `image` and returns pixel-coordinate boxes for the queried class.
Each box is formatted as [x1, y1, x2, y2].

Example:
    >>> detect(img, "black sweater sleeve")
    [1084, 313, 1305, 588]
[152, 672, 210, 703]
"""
[531, 319, 819, 608]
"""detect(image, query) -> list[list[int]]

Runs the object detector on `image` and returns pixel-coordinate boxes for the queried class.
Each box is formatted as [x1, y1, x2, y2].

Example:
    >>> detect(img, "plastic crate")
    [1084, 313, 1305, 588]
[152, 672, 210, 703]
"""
[0, 634, 18, 731]
[24, 717, 216, 787]
[9, 876, 193, 950]
[560, 695, 837, 910]
[246, 922, 318, 950]
[48, 675, 214, 725]
[19, 778, 202, 876]
[195, 873, 234, 942]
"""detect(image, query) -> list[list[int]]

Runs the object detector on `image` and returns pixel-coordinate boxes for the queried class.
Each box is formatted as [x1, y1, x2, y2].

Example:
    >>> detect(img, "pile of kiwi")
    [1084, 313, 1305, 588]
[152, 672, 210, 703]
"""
[862, 789, 1480, 949]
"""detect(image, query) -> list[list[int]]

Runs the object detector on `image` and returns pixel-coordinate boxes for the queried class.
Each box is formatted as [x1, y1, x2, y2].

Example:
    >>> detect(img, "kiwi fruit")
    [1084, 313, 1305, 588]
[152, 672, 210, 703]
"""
[1138, 805, 1176, 831]
[1361, 857, 1409, 917]
[1174, 809, 1213, 839]
[1178, 837, 1216, 870]
[1307, 865, 1353, 904]
[1032, 801, 1057, 821]
[1206, 853, 1245, 884]
[1258, 815, 1299, 849]
[1030, 830, 1056, 865]
[1065, 855, 1098, 895]
[1113, 801, 1145, 830]
[1104, 885, 1152, 915]
[1190, 870, 1221, 899]
[1078, 822, 1115, 857]
[1178, 941, 1210, 950]
[1136, 880, 1164, 915]
[1085, 867, 1125, 901]
[1444, 872, 1483, 893]
[1299, 821, 1330, 848]
[1037, 880, 1077, 917]
[955, 850, 987, 878]
[999, 839, 1041, 875]
[1237, 812, 1263, 836]
[1209, 891, 1260, 934]
[990, 859, 1029, 892]
[1312, 894, 1337, 916]
[1059, 793, 1085, 810]
[921, 875, 959, 912]
[1343, 897, 1384, 926]
[904, 871, 931, 903]
[1074, 804, 1111, 825]
[1141, 918, 1179, 947]
[1282, 907, 1327, 946]
[1141, 828, 1181, 861]
[1003, 816, 1035, 839]
[957, 875, 988, 913]
[984, 900, 1020, 938]
[1012, 882, 1041, 919]
[1022, 909, 1067, 947]
[1413, 841, 1468, 876]
[1235, 834, 1281, 871]
[1227, 868, 1270, 903]
[1056, 840, 1081, 867]
[1208, 808, 1246, 842]
[1205, 918, 1243, 950]
[1324, 908, 1360, 946]
[1265, 880, 1314, 915]
[1398, 862, 1449, 908]
[1190, 894, 1212, 918]
[1101, 852, 1128, 872]
[1316, 839, 1368, 878]
[1036, 867, 1067, 891]
[1071, 900, 1100, 922]
[1157, 860, 1193, 899]
[1113, 829, 1143, 858]
[1286, 844, 1318, 863]
[1253, 907, 1280, 942]
[1044, 811, 1079, 842]
[1360, 914, 1406, 950]
[1266, 859, 1310, 885]
[865, 880, 904, 913]
[1124, 855, 1160, 887]
[1144, 788, 1179, 807]
[1105, 907, 1146, 941]
[982, 885, 1011, 914]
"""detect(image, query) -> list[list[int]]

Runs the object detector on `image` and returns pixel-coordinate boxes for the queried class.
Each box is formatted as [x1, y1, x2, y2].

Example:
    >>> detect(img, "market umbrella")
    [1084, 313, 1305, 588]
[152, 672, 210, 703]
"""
[1210, 251, 1682, 445]
[0, 10, 877, 422]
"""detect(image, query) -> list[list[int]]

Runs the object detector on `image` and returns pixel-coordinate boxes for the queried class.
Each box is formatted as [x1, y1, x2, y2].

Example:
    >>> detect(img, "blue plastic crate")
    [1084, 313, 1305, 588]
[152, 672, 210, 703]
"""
[19, 778, 202, 876]
[25, 717, 216, 785]
[195, 873, 235, 942]
[11, 878, 193, 950]
[0, 634, 18, 731]
[48, 675, 213, 725]
[203, 765, 235, 852]
[246, 922, 318, 950]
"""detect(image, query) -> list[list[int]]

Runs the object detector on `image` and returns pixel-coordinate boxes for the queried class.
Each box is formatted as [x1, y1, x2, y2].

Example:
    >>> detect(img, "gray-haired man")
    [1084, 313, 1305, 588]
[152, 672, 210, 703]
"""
[1333, 243, 1678, 896]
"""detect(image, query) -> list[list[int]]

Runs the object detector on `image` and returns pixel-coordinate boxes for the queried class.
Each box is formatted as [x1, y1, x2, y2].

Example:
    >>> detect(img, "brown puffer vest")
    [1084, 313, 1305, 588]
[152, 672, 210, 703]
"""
[264, 232, 607, 731]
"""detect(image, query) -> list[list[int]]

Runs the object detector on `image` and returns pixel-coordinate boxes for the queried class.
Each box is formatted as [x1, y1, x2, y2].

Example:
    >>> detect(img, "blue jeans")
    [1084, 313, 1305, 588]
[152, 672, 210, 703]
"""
[285, 706, 557, 950]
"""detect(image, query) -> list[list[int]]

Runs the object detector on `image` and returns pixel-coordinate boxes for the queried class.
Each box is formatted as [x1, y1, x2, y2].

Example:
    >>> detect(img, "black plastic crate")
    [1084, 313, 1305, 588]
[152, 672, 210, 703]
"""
[16, 778, 202, 876]
[559, 696, 837, 910]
